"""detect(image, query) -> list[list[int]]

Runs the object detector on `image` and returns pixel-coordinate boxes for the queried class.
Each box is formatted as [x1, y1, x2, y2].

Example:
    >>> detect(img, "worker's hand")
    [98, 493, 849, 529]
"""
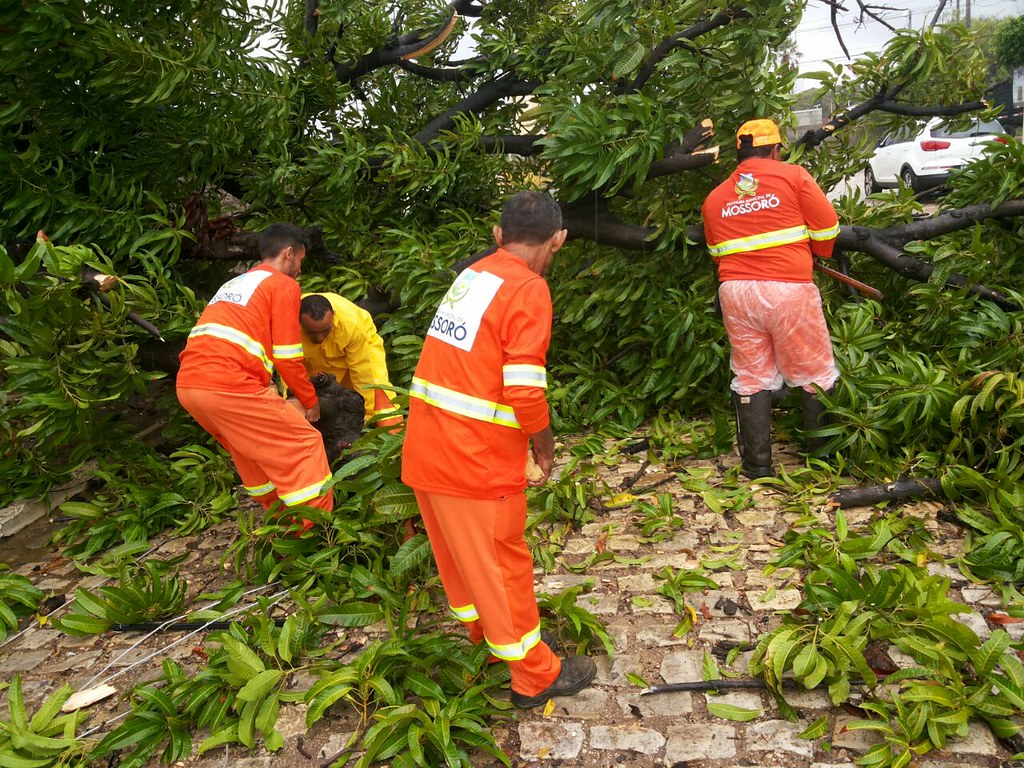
[528, 448, 554, 486]
[305, 403, 321, 423]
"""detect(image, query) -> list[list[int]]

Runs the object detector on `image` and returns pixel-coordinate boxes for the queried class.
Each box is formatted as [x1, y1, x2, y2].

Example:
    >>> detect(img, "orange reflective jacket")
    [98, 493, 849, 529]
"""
[177, 265, 316, 409]
[402, 249, 551, 499]
[702, 157, 840, 283]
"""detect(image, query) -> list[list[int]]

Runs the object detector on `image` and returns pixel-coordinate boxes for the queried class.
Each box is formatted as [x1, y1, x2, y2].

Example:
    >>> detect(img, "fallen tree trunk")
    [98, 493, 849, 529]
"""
[829, 477, 943, 508]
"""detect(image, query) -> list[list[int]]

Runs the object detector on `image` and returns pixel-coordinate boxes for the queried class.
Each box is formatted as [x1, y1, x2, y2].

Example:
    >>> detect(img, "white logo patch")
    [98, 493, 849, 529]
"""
[427, 269, 504, 352]
[208, 270, 273, 307]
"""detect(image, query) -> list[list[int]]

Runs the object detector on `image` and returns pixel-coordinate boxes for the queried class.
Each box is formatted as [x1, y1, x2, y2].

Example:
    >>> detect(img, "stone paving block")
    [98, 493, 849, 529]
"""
[562, 539, 597, 556]
[926, 562, 966, 584]
[590, 723, 666, 754]
[607, 534, 643, 552]
[646, 552, 702, 571]
[275, 703, 309, 740]
[580, 522, 622, 538]
[659, 650, 704, 683]
[735, 509, 776, 528]
[751, 587, 803, 612]
[635, 623, 690, 648]
[594, 653, 645, 686]
[15, 628, 60, 651]
[744, 567, 798, 588]
[0, 649, 51, 673]
[576, 592, 621, 616]
[958, 610, 990, 641]
[629, 597, 676, 616]
[745, 719, 814, 757]
[961, 585, 1001, 606]
[945, 721, 1001, 756]
[810, 763, 857, 768]
[618, 689, 693, 718]
[518, 720, 585, 760]
[537, 573, 597, 592]
[34, 578, 71, 593]
[706, 690, 764, 712]
[47, 650, 101, 674]
[833, 715, 882, 752]
[654, 533, 701, 552]
[697, 619, 751, 644]
[784, 687, 832, 709]
[664, 723, 737, 762]
[545, 686, 617, 719]
[618, 573, 662, 594]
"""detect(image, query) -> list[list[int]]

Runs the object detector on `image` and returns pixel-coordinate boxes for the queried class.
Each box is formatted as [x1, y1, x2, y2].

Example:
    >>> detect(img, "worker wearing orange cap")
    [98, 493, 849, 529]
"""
[402, 191, 597, 708]
[176, 223, 332, 519]
[298, 292, 400, 427]
[701, 119, 841, 478]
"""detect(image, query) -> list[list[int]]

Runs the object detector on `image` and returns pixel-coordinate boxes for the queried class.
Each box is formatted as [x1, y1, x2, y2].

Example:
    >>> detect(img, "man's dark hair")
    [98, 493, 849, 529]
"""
[300, 294, 332, 320]
[500, 191, 563, 245]
[259, 222, 309, 260]
[736, 135, 777, 163]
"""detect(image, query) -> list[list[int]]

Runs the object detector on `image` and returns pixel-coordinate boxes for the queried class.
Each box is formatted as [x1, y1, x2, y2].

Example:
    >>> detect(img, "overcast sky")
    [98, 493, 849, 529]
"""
[795, 0, 1024, 88]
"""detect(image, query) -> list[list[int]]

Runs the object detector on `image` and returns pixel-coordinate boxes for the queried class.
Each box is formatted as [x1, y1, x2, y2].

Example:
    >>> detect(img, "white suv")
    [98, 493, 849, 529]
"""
[864, 117, 1007, 193]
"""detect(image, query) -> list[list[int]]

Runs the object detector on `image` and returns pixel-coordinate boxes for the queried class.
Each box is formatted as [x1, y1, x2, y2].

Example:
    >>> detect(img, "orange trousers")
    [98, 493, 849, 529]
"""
[413, 489, 560, 697]
[177, 387, 333, 513]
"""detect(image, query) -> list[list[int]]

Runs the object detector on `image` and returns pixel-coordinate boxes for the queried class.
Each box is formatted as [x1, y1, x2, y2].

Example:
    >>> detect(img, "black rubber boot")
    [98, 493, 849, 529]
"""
[733, 391, 774, 478]
[510, 655, 597, 708]
[801, 387, 832, 455]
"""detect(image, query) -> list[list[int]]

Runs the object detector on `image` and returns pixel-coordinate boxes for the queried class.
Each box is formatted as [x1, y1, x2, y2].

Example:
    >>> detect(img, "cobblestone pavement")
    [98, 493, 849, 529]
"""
[0, 441, 1016, 768]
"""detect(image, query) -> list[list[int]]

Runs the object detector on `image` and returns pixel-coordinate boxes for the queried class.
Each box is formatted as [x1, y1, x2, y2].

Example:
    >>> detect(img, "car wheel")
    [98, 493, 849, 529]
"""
[864, 167, 880, 194]
[900, 166, 919, 192]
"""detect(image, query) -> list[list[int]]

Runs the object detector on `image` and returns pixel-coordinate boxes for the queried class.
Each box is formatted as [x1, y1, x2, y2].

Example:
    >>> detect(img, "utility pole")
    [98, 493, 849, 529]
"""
[965, 0, 971, 28]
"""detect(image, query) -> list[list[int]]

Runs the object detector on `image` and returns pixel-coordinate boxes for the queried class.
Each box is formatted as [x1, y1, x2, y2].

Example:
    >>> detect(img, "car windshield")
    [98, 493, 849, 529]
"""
[931, 119, 1004, 139]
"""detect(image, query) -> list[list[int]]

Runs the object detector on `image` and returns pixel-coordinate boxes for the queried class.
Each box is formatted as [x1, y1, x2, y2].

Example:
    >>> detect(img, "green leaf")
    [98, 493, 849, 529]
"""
[797, 716, 829, 740]
[706, 700, 762, 721]
[237, 669, 283, 703]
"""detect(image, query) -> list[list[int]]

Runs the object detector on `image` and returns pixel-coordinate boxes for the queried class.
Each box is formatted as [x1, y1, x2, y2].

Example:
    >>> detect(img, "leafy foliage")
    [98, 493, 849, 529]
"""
[0, 676, 90, 767]
[0, 566, 43, 643]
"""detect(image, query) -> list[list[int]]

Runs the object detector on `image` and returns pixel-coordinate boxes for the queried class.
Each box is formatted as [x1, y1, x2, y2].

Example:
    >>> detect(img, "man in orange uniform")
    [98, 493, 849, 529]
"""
[402, 191, 597, 708]
[176, 223, 333, 520]
[702, 119, 841, 479]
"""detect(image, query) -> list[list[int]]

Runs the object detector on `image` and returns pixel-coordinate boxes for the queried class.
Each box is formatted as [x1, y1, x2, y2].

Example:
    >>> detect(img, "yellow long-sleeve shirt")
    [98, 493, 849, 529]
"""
[301, 292, 392, 419]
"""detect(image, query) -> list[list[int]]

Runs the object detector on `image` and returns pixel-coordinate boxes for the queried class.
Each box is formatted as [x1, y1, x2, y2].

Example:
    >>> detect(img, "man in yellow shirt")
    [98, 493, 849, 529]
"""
[299, 293, 398, 422]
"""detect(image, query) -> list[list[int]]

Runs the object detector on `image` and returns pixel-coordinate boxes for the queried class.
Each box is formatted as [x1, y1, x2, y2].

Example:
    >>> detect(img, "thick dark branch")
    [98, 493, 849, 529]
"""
[561, 199, 662, 251]
[304, 0, 319, 40]
[191, 228, 341, 264]
[795, 87, 898, 148]
[647, 148, 718, 179]
[930, 0, 950, 28]
[837, 227, 1020, 310]
[412, 75, 538, 145]
[830, 1, 850, 60]
[477, 134, 543, 155]
[334, 6, 461, 85]
[877, 100, 987, 117]
[450, 0, 485, 16]
[396, 58, 480, 83]
[620, 8, 752, 94]
[877, 200, 1024, 244]
[830, 477, 943, 508]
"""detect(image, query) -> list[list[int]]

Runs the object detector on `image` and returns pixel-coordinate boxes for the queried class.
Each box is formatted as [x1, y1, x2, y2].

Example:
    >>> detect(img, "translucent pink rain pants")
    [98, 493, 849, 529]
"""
[719, 280, 840, 396]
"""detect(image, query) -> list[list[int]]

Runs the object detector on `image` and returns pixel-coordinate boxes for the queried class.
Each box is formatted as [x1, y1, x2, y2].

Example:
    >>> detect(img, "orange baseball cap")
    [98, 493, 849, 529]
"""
[736, 119, 782, 148]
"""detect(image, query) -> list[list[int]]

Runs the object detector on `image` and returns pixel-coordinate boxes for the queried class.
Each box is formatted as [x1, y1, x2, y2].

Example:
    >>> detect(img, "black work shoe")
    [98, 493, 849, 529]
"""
[510, 655, 597, 708]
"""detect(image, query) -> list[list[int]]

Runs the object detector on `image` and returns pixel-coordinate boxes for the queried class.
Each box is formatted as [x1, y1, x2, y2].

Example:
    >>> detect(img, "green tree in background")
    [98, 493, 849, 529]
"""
[1, 0, 1022, 509]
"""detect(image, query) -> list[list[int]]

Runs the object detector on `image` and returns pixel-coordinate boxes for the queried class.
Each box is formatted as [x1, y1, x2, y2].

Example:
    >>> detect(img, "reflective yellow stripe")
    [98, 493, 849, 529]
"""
[278, 473, 332, 506]
[707, 225, 810, 258]
[450, 603, 479, 622]
[410, 377, 520, 429]
[273, 343, 304, 360]
[502, 364, 547, 389]
[244, 481, 276, 497]
[486, 625, 542, 661]
[808, 223, 840, 241]
[189, 323, 273, 374]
